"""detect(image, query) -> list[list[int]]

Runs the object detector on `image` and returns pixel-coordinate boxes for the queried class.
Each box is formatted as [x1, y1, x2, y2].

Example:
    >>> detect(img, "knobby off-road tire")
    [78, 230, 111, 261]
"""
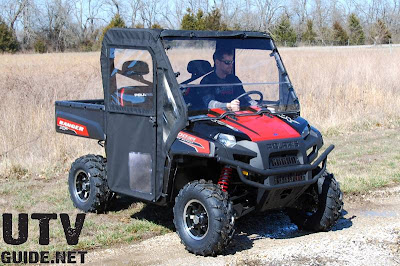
[173, 180, 235, 256]
[288, 171, 343, 232]
[68, 154, 112, 213]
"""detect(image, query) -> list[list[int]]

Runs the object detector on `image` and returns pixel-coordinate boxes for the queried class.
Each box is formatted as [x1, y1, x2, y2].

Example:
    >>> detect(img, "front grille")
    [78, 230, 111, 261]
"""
[269, 155, 299, 168]
[275, 172, 305, 184]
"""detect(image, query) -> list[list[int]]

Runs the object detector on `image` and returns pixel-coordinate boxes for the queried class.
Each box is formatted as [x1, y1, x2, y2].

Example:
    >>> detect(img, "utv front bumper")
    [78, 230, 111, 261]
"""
[217, 144, 334, 190]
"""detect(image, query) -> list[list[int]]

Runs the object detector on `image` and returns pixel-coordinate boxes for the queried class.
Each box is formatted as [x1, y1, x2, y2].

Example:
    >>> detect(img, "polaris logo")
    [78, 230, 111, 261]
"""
[266, 141, 299, 150]
[134, 93, 153, 97]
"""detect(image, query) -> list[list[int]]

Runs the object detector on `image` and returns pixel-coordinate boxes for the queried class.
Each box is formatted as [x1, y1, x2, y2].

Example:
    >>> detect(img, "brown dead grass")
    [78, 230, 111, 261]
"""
[0, 46, 399, 177]
[280, 46, 400, 133]
[0, 52, 103, 176]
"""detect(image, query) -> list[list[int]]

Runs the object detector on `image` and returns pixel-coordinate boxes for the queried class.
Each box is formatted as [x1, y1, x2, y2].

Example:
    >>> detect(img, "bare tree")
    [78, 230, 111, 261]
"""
[329, 0, 347, 25]
[128, 0, 142, 27]
[312, 0, 329, 29]
[111, 0, 120, 14]
[72, 0, 103, 43]
[310, 0, 334, 44]
[0, 0, 42, 48]
[160, 0, 193, 29]
[218, 0, 241, 28]
[21, 0, 34, 48]
[2, 0, 400, 50]
[290, 0, 308, 36]
[0, 0, 28, 31]
[103, 0, 122, 16]
[139, 0, 164, 27]
[235, 0, 261, 30]
[388, 0, 400, 40]
[185, 0, 210, 14]
[41, 0, 74, 51]
[254, 0, 285, 31]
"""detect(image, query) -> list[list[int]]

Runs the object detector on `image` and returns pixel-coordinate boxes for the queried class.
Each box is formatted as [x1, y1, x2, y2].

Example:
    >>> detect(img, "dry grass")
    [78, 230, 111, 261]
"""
[280, 46, 400, 133]
[0, 52, 103, 176]
[324, 128, 400, 193]
[0, 46, 399, 179]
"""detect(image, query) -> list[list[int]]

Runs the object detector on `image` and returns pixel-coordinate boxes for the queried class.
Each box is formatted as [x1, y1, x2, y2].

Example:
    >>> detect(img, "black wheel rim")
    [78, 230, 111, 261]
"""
[74, 170, 90, 203]
[183, 199, 209, 240]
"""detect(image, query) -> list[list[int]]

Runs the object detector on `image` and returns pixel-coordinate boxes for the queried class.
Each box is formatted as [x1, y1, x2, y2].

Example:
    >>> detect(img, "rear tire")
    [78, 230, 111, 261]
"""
[173, 180, 235, 256]
[68, 154, 112, 213]
[288, 171, 343, 231]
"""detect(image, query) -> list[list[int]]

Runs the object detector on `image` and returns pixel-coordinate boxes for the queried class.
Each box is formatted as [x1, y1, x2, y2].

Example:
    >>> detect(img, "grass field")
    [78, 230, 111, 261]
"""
[282, 46, 400, 133]
[0, 45, 399, 253]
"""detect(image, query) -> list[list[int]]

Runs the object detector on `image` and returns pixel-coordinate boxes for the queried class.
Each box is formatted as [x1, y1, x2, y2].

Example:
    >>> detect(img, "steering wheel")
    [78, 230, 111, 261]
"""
[234, 90, 263, 104]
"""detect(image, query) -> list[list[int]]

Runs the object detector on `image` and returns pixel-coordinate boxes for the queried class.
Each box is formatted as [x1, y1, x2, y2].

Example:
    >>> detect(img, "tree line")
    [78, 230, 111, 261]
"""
[0, 0, 398, 53]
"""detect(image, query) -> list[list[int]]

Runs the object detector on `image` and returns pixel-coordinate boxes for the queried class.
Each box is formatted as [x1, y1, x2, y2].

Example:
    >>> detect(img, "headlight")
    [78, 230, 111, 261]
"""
[215, 133, 236, 147]
[301, 126, 310, 138]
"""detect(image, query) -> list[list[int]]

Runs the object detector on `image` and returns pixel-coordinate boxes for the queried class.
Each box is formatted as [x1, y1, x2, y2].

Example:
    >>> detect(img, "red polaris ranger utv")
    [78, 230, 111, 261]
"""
[55, 29, 343, 256]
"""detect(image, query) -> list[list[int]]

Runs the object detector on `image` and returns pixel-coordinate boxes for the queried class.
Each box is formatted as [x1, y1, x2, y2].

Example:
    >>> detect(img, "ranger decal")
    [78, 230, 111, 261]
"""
[57, 118, 89, 137]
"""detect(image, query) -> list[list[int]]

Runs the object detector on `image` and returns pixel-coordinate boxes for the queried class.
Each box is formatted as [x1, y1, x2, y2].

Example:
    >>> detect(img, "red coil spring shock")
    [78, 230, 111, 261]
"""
[218, 166, 232, 192]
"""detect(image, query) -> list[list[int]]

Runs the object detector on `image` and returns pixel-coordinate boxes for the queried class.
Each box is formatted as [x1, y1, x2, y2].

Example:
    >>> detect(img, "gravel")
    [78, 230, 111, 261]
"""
[86, 185, 400, 265]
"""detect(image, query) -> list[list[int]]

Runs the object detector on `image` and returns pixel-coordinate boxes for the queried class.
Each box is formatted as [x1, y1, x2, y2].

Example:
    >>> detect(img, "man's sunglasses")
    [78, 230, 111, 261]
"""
[219, 59, 234, 65]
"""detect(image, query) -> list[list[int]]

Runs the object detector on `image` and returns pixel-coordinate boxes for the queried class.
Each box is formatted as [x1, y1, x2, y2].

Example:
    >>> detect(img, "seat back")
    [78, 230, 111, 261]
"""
[182, 60, 212, 84]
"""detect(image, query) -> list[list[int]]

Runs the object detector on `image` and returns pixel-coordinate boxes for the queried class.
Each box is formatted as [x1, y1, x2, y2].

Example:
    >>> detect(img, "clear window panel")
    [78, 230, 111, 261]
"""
[110, 48, 154, 109]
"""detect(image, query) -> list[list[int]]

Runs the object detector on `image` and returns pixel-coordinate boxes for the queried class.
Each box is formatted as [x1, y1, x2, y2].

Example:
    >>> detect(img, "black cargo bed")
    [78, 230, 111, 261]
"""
[55, 100, 105, 140]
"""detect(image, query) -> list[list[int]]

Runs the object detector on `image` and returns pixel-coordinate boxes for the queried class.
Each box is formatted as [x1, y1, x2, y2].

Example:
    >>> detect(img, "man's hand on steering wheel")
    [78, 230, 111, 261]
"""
[227, 99, 240, 111]
[227, 91, 263, 111]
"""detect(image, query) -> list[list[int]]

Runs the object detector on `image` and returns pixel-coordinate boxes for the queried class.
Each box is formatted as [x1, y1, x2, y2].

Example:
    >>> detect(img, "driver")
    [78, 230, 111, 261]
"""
[200, 48, 256, 111]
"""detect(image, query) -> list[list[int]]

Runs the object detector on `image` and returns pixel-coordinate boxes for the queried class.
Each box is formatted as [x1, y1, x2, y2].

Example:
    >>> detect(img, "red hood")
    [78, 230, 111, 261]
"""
[209, 108, 300, 142]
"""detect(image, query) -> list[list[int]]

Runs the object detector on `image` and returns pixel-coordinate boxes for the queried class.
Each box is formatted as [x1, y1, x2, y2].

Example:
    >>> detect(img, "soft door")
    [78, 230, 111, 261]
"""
[105, 48, 156, 201]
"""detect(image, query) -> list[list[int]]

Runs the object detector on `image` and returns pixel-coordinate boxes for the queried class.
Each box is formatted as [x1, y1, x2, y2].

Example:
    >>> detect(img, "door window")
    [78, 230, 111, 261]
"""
[109, 48, 154, 109]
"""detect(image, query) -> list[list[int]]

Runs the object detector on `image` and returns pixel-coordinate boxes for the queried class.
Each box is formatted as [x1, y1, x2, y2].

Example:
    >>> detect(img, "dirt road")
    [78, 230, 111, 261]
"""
[86, 186, 400, 265]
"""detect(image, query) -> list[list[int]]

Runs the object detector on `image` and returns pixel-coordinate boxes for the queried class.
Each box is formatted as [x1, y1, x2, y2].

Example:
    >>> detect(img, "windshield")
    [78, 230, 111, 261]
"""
[163, 37, 299, 117]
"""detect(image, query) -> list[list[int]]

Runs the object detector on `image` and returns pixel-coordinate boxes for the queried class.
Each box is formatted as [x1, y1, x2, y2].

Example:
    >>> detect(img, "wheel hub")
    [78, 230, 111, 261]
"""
[82, 182, 90, 191]
[183, 199, 209, 240]
[74, 170, 90, 203]
[192, 213, 206, 225]
[193, 215, 200, 224]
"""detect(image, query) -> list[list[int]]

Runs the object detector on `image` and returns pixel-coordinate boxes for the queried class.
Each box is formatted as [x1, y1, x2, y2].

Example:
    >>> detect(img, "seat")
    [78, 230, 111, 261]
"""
[182, 60, 212, 84]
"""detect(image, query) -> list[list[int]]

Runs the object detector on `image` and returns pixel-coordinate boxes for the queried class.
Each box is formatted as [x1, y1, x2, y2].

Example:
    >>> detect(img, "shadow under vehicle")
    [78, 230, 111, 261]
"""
[55, 28, 343, 256]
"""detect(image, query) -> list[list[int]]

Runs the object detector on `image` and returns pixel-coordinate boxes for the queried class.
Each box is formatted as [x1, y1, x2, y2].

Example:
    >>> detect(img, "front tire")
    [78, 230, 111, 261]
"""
[68, 154, 112, 213]
[173, 180, 235, 256]
[288, 171, 343, 231]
